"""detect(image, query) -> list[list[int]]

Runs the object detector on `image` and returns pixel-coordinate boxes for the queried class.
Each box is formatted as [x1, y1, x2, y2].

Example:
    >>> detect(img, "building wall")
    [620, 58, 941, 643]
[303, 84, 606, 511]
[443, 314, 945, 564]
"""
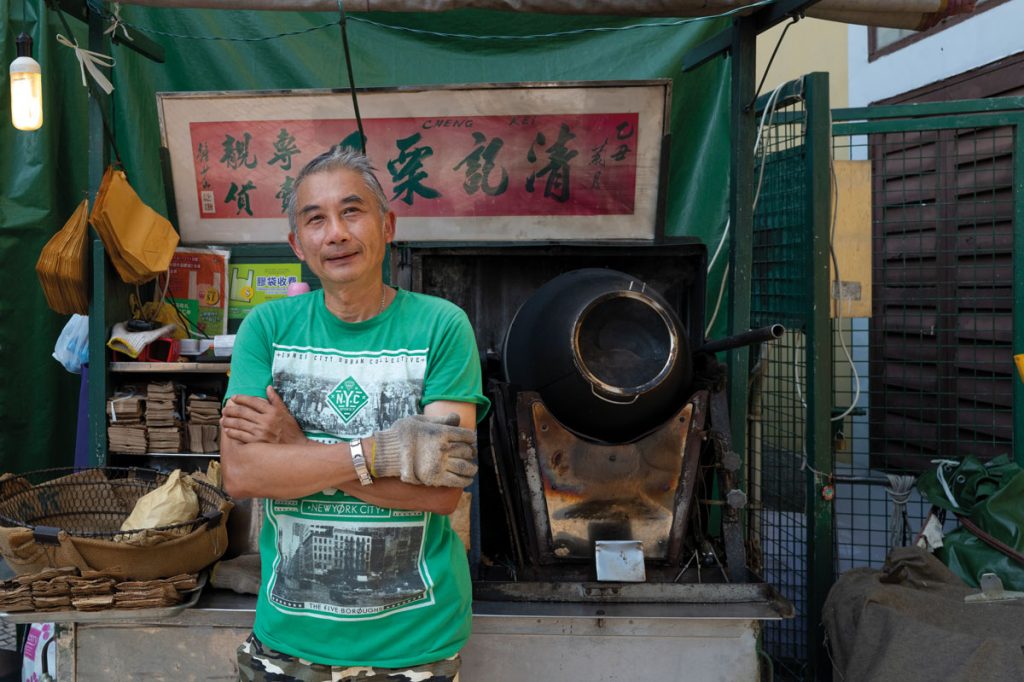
[848, 0, 1024, 105]
[756, 18, 848, 108]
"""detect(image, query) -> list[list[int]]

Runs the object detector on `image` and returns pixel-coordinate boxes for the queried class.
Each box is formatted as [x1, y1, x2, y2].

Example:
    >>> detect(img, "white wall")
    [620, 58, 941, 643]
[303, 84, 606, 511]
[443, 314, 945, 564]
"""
[848, 0, 1024, 106]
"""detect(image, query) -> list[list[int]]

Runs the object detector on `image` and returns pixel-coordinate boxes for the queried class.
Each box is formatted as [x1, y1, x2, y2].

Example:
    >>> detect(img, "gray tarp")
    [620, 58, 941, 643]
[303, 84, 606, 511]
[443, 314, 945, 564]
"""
[823, 547, 1024, 682]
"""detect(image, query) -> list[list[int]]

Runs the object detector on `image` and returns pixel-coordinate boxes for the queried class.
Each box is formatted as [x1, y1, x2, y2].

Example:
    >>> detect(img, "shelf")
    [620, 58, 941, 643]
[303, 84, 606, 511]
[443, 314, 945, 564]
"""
[109, 362, 231, 373]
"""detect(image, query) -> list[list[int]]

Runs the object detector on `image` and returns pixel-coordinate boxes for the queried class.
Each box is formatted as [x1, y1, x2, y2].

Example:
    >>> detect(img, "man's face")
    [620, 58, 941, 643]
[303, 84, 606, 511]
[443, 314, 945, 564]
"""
[288, 168, 396, 290]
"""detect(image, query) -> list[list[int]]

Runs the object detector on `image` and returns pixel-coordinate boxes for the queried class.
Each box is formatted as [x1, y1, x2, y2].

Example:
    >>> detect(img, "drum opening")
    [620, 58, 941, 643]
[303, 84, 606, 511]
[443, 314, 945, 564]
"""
[574, 292, 677, 397]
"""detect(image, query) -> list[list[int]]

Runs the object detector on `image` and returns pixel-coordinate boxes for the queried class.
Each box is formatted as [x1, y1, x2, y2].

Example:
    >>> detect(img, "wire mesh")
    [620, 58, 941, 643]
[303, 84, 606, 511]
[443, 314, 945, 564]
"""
[749, 91, 813, 681]
[830, 120, 1017, 573]
[0, 467, 229, 538]
[750, 93, 1022, 679]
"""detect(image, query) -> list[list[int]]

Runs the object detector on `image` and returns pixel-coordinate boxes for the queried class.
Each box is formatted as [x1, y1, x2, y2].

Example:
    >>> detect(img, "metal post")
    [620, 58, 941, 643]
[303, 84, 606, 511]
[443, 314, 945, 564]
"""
[1014, 122, 1024, 466]
[726, 16, 757, 492]
[802, 72, 834, 681]
[86, 8, 110, 467]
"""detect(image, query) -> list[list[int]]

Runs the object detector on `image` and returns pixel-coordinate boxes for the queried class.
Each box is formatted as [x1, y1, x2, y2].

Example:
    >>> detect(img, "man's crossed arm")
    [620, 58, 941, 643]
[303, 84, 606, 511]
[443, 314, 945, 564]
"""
[219, 386, 477, 515]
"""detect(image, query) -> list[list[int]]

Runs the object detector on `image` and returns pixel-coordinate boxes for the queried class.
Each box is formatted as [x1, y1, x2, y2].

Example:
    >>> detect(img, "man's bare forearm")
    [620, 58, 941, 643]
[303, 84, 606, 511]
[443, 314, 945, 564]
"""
[337, 478, 463, 515]
[220, 433, 359, 500]
[222, 433, 461, 513]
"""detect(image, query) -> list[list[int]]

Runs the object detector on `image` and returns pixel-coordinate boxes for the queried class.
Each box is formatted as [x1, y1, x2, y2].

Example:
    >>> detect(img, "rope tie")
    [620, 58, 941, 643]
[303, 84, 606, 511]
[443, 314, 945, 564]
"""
[885, 474, 916, 548]
[103, 2, 133, 42]
[56, 34, 115, 95]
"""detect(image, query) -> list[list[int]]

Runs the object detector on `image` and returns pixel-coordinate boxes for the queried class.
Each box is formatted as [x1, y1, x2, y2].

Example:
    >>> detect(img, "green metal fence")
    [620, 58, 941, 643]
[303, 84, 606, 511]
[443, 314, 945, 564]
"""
[829, 100, 1024, 572]
[738, 80, 1023, 682]
[747, 73, 833, 681]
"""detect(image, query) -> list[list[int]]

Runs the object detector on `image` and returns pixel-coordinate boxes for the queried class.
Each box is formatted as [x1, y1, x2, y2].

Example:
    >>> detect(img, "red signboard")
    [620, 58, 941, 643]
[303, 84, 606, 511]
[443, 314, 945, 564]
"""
[189, 113, 639, 220]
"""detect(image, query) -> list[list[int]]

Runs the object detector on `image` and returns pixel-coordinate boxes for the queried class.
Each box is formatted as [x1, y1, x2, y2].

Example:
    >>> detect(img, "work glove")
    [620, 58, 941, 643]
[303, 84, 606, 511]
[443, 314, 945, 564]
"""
[371, 413, 478, 488]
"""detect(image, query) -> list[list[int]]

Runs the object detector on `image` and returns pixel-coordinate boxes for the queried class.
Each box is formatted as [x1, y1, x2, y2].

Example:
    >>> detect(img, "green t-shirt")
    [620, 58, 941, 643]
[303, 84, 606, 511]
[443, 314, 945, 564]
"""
[225, 288, 489, 668]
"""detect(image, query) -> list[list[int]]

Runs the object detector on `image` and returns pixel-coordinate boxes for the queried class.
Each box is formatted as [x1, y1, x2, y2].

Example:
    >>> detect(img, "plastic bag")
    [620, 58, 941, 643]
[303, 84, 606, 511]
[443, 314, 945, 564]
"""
[21, 622, 57, 682]
[51, 314, 89, 374]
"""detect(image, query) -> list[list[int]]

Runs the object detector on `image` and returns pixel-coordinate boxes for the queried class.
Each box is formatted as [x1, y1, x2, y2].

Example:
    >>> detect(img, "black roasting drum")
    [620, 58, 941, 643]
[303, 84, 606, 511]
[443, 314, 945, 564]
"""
[503, 269, 692, 443]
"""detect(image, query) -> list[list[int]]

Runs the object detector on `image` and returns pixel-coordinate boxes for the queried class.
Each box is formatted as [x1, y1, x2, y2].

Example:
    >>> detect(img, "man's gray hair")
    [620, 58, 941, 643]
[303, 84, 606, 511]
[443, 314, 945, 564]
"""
[285, 146, 390, 235]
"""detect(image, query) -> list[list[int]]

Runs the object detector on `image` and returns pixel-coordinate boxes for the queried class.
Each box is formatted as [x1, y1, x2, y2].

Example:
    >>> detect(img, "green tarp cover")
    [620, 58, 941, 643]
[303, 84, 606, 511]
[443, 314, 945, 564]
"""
[917, 455, 1024, 590]
[1, 3, 731, 472]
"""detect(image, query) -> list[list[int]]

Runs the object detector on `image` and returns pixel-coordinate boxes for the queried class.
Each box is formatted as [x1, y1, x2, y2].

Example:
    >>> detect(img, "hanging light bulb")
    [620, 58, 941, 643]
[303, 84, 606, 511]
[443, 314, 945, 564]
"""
[10, 33, 43, 131]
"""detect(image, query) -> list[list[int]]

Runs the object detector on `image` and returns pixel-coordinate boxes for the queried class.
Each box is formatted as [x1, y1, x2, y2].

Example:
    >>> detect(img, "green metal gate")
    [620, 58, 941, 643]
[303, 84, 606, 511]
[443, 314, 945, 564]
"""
[745, 72, 833, 681]
[829, 101, 1024, 571]
[749, 86, 1024, 679]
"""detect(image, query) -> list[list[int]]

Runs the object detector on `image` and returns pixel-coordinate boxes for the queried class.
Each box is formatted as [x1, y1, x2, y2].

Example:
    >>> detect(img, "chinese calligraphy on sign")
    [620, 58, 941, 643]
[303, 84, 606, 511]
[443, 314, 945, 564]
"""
[161, 83, 668, 242]
[188, 112, 639, 220]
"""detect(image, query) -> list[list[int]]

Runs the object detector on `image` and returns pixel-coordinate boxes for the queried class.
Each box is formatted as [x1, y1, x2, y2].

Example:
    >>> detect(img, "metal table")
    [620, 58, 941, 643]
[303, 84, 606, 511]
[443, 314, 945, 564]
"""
[47, 583, 788, 680]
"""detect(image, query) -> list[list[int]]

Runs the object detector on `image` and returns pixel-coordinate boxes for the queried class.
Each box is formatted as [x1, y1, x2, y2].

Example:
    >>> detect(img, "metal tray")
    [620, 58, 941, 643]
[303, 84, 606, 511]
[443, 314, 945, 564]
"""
[0, 573, 206, 625]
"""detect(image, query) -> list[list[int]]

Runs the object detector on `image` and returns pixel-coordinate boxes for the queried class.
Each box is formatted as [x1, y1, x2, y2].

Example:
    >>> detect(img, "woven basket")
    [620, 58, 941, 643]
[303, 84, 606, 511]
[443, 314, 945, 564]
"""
[0, 467, 233, 579]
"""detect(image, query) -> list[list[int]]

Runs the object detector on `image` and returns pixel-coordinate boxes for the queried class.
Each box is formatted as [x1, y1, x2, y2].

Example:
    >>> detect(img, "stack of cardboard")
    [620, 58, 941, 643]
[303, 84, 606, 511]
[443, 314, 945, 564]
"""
[107, 389, 147, 455]
[186, 394, 221, 453]
[68, 575, 117, 611]
[107, 392, 144, 422]
[0, 568, 199, 614]
[36, 199, 90, 315]
[146, 381, 181, 453]
[0, 584, 32, 612]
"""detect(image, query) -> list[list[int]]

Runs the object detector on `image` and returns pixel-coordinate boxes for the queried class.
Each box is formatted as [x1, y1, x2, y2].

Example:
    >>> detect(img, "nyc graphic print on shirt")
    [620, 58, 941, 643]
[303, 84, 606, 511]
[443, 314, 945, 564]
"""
[267, 344, 433, 620]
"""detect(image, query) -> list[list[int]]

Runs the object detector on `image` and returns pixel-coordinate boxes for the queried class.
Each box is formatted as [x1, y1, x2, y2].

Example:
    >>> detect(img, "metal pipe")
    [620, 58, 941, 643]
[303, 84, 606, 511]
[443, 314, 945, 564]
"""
[832, 474, 893, 486]
[747, 342, 767, 551]
[697, 324, 784, 354]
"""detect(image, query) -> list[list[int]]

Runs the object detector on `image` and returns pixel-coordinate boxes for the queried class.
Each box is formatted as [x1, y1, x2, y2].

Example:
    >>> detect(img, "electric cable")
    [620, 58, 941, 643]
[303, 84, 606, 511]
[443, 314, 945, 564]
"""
[829, 150, 863, 423]
[337, 1, 366, 155]
[746, 15, 800, 112]
[705, 81, 785, 337]
[705, 262, 729, 336]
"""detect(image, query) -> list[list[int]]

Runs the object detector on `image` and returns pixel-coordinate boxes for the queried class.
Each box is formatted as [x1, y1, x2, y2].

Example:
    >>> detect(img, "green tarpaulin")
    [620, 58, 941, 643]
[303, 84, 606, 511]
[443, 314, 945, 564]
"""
[1, 2, 731, 472]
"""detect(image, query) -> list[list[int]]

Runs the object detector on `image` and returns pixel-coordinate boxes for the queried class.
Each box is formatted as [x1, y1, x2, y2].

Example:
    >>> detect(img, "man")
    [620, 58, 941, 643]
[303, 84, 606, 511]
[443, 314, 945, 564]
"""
[220, 146, 489, 682]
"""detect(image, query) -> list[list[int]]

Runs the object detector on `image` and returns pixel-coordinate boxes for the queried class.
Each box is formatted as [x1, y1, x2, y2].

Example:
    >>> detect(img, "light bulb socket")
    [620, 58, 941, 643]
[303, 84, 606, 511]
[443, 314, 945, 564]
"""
[15, 33, 33, 59]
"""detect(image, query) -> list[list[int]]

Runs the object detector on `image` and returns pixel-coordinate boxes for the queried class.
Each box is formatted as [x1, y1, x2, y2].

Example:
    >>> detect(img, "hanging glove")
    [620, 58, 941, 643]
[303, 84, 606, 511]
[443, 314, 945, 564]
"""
[371, 413, 477, 488]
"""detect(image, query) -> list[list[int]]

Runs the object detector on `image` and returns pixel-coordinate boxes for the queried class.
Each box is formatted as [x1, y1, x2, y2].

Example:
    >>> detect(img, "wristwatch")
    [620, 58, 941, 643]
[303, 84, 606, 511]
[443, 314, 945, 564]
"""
[350, 438, 374, 486]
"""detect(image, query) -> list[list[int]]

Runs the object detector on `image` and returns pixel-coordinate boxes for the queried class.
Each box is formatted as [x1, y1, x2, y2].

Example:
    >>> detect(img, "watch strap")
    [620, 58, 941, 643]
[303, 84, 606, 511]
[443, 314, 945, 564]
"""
[350, 438, 373, 486]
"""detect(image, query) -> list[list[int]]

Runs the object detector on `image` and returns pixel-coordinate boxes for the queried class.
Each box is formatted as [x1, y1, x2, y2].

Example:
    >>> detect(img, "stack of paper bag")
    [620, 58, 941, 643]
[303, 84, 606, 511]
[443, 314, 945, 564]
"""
[145, 382, 179, 427]
[108, 425, 147, 454]
[146, 381, 181, 453]
[107, 388, 147, 454]
[186, 394, 221, 425]
[107, 391, 144, 423]
[36, 199, 90, 314]
[149, 427, 182, 453]
[89, 167, 179, 285]
[187, 393, 221, 453]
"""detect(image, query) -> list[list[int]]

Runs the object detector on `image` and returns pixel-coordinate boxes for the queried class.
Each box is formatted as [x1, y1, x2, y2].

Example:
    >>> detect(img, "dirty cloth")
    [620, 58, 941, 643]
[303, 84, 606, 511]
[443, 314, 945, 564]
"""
[823, 547, 1024, 681]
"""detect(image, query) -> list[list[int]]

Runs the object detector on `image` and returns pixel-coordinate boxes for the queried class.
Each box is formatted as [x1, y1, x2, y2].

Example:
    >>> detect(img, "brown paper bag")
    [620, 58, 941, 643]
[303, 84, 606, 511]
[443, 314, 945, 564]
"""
[118, 470, 199, 546]
[89, 167, 180, 285]
[35, 198, 90, 314]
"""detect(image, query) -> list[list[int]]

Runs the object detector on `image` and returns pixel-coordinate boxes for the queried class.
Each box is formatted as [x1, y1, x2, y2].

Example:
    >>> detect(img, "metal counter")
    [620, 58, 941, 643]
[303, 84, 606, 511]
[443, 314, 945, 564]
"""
[50, 583, 786, 680]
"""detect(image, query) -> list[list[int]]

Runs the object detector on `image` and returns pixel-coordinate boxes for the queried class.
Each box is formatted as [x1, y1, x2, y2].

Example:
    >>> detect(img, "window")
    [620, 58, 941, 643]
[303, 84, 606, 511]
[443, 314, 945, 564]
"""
[868, 0, 1006, 61]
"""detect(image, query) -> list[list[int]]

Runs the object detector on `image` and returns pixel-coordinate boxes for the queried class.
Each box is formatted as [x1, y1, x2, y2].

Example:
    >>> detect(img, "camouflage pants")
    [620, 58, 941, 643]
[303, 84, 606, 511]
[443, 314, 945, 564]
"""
[237, 632, 460, 682]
